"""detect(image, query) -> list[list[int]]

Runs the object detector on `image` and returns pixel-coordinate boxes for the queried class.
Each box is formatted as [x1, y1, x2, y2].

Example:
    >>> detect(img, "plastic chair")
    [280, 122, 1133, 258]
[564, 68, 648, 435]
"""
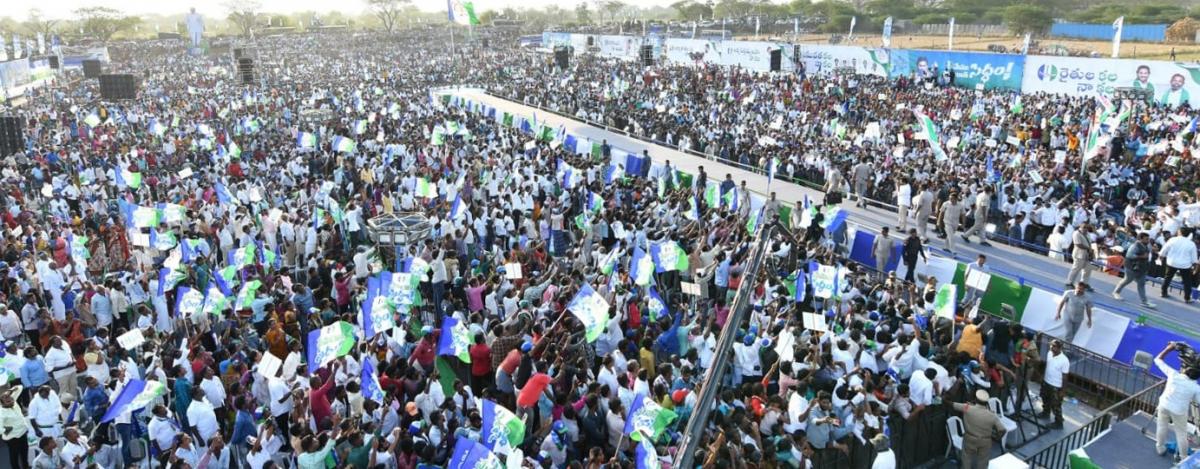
[989, 397, 1019, 451]
[945, 415, 965, 458]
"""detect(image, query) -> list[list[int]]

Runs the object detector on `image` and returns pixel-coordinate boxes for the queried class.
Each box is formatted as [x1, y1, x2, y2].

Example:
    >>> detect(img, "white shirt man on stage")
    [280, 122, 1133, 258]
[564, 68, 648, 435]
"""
[185, 8, 205, 48]
[1154, 343, 1200, 462]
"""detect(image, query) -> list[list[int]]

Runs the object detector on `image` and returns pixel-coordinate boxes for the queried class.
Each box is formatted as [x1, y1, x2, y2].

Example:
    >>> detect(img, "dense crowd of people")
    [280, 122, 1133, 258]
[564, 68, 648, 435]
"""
[0, 28, 1189, 469]
[493, 51, 1200, 309]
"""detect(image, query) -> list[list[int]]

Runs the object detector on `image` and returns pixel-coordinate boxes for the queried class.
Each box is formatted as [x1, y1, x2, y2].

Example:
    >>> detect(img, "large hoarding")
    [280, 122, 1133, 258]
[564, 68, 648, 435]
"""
[797, 45, 891, 77]
[890, 49, 1025, 91]
[1022, 55, 1200, 107]
[596, 35, 642, 60]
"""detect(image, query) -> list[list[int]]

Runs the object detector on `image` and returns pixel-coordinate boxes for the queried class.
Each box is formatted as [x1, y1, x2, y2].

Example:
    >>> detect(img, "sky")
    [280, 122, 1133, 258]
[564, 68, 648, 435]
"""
[5, 0, 631, 19]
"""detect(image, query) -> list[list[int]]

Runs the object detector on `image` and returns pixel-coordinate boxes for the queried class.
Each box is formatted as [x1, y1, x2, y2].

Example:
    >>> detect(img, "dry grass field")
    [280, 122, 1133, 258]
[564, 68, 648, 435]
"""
[747, 33, 1200, 61]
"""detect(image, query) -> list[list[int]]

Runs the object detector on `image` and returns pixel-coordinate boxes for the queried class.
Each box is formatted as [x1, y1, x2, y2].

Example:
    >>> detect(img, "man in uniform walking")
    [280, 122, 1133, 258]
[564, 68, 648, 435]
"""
[952, 390, 1007, 469]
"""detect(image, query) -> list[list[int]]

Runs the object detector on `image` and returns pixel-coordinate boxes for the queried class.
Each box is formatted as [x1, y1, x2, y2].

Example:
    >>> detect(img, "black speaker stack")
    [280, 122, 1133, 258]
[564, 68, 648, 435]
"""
[639, 45, 654, 67]
[82, 59, 102, 78]
[0, 116, 25, 158]
[238, 58, 255, 85]
[48, 56, 59, 69]
[769, 49, 782, 72]
[553, 46, 569, 69]
[99, 74, 139, 100]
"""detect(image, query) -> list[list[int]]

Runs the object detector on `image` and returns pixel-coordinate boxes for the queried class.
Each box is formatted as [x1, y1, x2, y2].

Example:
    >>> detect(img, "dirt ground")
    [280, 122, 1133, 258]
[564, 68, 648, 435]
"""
[750, 33, 1200, 61]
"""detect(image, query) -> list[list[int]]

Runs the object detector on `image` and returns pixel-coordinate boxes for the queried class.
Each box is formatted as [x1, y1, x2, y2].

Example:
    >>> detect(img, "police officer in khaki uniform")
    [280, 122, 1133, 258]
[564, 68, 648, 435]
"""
[940, 192, 966, 254]
[914, 183, 936, 241]
[952, 390, 1006, 469]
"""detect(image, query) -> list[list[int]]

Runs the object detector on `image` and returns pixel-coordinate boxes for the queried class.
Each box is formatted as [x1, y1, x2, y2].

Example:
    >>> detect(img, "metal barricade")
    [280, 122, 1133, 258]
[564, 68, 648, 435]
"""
[1025, 380, 1166, 469]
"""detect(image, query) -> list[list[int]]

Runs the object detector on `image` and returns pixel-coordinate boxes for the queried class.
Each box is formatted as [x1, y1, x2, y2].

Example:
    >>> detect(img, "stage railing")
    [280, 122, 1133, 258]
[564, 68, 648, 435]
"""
[1025, 380, 1166, 469]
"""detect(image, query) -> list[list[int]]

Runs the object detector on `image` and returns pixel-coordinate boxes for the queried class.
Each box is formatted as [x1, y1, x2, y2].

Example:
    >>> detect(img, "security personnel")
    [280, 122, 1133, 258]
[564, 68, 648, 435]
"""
[952, 390, 1006, 469]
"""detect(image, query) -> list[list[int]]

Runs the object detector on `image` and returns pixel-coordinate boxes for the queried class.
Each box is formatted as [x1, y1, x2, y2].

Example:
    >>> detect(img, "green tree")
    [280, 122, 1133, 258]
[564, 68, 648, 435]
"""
[366, 0, 410, 33]
[672, 0, 714, 20]
[713, 0, 755, 18]
[225, 0, 261, 37]
[1003, 4, 1052, 35]
[576, 3, 593, 24]
[74, 6, 141, 42]
[23, 9, 59, 38]
[912, 13, 951, 25]
[599, 1, 628, 22]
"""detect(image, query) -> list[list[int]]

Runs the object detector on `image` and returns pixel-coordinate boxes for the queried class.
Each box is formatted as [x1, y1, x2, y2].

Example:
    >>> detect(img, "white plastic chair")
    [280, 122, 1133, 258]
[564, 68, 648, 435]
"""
[989, 397, 1019, 451]
[946, 415, 965, 458]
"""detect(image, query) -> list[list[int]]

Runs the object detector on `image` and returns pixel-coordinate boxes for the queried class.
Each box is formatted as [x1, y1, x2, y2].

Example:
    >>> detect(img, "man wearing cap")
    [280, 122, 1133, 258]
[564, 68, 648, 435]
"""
[1152, 343, 1200, 462]
[1039, 340, 1069, 429]
[539, 420, 569, 466]
[952, 390, 1006, 469]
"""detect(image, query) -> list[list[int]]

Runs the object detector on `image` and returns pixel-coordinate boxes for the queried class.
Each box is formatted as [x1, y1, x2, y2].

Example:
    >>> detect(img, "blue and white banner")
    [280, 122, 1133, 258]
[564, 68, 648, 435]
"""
[890, 49, 1025, 91]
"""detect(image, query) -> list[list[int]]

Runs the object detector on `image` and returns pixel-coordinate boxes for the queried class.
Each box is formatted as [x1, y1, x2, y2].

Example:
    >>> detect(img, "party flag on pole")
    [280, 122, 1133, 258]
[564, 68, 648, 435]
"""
[436, 316, 472, 363]
[480, 399, 525, 453]
[625, 393, 677, 442]
[306, 321, 358, 372]
[100, 379, 167, 423]
[567, 284, 610, 343]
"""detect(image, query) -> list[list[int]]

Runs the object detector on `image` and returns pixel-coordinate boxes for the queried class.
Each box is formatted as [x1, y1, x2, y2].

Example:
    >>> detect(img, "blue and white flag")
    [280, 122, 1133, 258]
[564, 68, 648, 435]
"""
[630, 247, 654, 286]
[331, 135, 357, 153]
[882, 16, 894, 47]
[449, 194, 467, 221]
[794, 270, 808, 302]
[296, 131, 317, 149]
[360, 277, 396, 339]
[636, 438, 662, 469]
[450, 437, 503, 469]
[646, 286, 669, 321]
[174, 286, 205, 317]
[624, 393, 677, 442]
[437, 315, 473, 363]
[480, 400, 525, 454]
[215, 183, 238, 206]
[361, 359, 386, 404]
[100, 379, 167, 423]
[567, 284, 610, 343]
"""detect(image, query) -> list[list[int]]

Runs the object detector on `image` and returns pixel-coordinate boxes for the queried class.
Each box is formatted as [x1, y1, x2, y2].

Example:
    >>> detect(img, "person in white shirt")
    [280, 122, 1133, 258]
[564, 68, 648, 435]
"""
[1159, 228, 1198, 303]
[60, 427, 89, 469]
[267, 376, 294, 443]
[1039, 340, 1070, 429]
[28, 386, 62, 439]
[1153, 343, 1200, 461]
[0, 305, 19, 342]
[198, 369, 228, 435]
[147, 405, 181, 454]
[908, 368, 936, 407]
[186, 388, 220, 443]
[869, 433, 895, 469]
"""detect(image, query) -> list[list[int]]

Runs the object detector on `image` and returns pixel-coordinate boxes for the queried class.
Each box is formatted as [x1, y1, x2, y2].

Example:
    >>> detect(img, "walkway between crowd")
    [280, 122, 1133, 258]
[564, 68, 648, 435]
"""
[446, 87, 1200, 335]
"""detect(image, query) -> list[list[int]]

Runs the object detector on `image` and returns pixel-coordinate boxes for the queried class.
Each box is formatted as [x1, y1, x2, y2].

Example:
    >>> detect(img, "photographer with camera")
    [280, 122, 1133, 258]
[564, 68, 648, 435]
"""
[1154, 342, 1200, 462]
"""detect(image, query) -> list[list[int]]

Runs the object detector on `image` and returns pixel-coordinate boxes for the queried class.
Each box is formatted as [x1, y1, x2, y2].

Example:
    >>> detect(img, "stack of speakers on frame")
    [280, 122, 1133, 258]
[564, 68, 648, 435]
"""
[99, 74, 139, 100]
[0, 116, 25, 158]
[639, 45, 654, 67]
[553, 46, 569, 69]
[82, 59, 102, 79]
[234, 48, 255, 85]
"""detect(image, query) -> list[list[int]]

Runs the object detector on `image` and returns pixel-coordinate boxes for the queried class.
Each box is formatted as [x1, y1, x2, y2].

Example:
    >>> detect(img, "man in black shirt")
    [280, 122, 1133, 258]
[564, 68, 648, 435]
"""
[902, 229, 927, 284]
